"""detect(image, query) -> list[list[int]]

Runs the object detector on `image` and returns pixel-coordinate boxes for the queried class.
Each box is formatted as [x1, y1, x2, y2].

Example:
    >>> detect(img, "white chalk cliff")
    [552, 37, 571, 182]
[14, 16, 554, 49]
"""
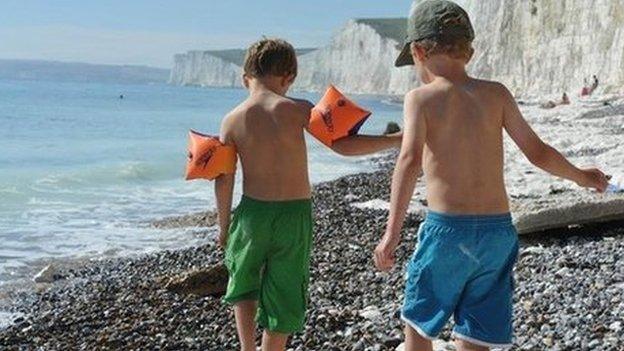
[169, 51, 241, 87]
[294, 19, 419, 95]
[170, 1, 624, 96]
[456, 0, 624, 96]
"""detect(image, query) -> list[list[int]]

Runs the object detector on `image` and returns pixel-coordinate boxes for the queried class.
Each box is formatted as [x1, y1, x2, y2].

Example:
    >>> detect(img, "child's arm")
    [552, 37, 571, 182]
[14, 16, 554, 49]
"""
[501, 86, 608, 192]
[215, 173, 234, 248]
[214, 116, 236, 248]
[330, 133, 402, 156]
[294, 97, 402, 155]
[374, 91, 426, 271]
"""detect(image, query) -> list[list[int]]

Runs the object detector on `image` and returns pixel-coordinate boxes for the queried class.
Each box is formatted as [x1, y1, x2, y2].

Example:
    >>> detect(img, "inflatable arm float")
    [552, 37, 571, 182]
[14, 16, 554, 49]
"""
[308, 85, 371, 146]
[185, 130, 237, 181]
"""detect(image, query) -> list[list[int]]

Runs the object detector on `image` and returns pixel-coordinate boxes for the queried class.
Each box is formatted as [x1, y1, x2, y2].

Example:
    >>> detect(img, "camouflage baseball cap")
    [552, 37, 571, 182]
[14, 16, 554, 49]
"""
[395, 0, 474, 67]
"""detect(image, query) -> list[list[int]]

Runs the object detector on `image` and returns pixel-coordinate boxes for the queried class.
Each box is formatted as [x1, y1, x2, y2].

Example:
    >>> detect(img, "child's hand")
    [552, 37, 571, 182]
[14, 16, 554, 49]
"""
[576, 168, 609, 192]
[374, 234, 400, 271]
[218, 230, 228, 249]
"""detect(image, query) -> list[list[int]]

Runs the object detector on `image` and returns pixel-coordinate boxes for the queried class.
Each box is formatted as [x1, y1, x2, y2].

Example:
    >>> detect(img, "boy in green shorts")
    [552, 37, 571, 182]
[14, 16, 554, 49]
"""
[215, 38, 401, 351]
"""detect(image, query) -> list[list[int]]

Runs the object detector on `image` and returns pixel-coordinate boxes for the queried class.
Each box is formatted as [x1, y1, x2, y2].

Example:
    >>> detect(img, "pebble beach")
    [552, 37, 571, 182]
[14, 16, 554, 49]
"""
[0, 149, 623, 350]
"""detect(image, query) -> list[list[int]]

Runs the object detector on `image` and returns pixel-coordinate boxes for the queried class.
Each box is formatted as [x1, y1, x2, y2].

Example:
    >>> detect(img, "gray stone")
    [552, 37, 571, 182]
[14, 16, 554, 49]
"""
[164, 264, 228, 297]
[33, 264, 61, 283]
[359, 306, 382, 320]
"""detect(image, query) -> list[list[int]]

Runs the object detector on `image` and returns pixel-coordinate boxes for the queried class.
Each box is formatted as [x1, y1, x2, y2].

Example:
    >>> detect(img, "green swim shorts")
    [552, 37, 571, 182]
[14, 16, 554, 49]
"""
[223, 195, 313, 334]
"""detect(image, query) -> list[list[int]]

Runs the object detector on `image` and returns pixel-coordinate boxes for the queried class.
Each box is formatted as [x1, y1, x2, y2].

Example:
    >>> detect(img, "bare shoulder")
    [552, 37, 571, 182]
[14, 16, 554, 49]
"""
[275, 96, 314, 125]
[220, 103, 246, 143]
[403, 83, 447, 112]
[404, 85, 434, 107]
[289, 96, 315, 111]
[472, 78, 514, 101]
[222, 103, 246, 126]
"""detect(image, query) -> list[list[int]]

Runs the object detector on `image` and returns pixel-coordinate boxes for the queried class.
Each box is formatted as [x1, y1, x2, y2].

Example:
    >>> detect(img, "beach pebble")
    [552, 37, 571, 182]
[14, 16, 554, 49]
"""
[164, 263, 228, 297]
[32, 264, 63, 283]
[608, 321, 621, 332]
[520, 246, 545, 255]
[359, 306, 382, 320]
[395, 340, 455, 351]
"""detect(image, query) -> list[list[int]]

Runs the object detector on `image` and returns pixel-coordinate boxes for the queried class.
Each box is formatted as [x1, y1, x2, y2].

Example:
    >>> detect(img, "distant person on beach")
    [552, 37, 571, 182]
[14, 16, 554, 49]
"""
[562, 92, 570, 104]
[581, 78, 590, 96]
[215, 38, 401, 351]
[374, 1, 609, 351]
[540, 92, 570, 109]
[581, 75, 599, 96]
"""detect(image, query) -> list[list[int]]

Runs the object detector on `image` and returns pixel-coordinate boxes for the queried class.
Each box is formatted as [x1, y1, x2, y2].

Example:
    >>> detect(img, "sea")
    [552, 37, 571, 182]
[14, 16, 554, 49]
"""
[0, 79, 402, 285]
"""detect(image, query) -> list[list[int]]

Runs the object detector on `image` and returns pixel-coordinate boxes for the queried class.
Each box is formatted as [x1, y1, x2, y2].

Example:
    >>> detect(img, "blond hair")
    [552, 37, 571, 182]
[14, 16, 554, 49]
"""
[412, 37, 474, 62]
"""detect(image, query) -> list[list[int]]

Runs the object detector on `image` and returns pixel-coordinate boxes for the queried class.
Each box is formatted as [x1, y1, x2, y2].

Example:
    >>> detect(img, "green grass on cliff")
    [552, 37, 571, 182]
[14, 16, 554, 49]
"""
[355, 18, 407, 44]
[206, 48, 316, 67]
[202, 18, 406, 65]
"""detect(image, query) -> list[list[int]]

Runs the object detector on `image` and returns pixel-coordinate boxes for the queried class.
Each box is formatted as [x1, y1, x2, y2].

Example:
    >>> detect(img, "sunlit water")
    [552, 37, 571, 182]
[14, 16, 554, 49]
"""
[0, 79, 402, 284]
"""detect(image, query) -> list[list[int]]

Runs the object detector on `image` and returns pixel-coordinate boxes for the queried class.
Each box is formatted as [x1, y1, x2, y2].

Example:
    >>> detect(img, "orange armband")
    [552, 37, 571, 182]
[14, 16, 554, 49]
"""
[185, 130, 237, 181]
[308, 85, 371, 146]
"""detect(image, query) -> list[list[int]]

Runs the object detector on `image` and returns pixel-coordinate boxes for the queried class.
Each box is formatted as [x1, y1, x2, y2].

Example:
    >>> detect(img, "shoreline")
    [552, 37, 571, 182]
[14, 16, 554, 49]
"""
[1, 152, 623, 350]
[0, 152, 393, 331]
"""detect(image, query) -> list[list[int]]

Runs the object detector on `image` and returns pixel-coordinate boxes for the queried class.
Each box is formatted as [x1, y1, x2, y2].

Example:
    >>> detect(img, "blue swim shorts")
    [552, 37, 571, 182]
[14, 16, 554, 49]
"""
[402, 211, 519, 349]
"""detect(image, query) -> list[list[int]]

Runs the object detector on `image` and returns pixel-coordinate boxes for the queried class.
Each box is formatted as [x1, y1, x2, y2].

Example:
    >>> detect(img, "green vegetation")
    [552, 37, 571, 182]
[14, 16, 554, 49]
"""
[355, 18, 407, 43]
[201, 18, 407, 66]
[205, 49, 247, 66]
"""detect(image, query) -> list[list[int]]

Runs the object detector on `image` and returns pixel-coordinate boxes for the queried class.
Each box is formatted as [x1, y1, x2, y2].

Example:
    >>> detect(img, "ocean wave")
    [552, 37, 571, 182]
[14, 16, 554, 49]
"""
[0, 186, 20, 195]
[116, 161, 159, 181]
[33, 161, 178, 188]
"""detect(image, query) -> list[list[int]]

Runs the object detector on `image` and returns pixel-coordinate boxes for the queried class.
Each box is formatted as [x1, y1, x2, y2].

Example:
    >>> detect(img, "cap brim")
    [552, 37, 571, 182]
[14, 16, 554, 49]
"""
[394, 43, 414, 67]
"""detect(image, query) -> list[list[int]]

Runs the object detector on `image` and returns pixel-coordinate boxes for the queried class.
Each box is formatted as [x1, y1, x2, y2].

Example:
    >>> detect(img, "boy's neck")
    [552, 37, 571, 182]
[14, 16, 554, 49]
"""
[248, 78, 287, 97]
[420, 56, 470, 84]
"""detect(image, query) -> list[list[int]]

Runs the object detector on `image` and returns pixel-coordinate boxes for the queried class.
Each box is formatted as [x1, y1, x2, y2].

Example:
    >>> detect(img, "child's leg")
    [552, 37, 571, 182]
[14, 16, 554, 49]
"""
[404, 324, 433, 351]
[455, 339, 488, 351]
[234, 300, 258, 351]
[261, 331, 289, 351]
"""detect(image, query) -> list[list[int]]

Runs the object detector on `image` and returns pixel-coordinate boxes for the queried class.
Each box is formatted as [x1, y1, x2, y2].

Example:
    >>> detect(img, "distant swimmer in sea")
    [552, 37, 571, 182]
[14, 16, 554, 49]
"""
[119, 94, 124, 99]
[540, 92, 570, 109]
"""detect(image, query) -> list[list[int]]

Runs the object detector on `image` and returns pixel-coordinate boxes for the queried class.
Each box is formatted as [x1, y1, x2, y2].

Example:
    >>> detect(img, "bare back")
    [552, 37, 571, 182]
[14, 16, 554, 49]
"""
[419, 78, 509, 214]
[222, 91, 312, 201]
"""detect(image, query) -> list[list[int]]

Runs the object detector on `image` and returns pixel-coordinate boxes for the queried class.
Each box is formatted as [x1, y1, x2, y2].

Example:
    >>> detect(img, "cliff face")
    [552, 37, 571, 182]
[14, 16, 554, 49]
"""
[295, 19, 418, 95]
[169, 51, 241, 87]
[168, 20, 414, 94]
[456, 0, 624, 95]
[170, 1, 624, 96]
[169, 48, 316, 88]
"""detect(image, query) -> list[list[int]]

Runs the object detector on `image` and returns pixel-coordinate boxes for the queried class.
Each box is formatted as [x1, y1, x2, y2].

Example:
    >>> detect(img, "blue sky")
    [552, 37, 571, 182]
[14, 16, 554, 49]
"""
[0, 0, 412, 68]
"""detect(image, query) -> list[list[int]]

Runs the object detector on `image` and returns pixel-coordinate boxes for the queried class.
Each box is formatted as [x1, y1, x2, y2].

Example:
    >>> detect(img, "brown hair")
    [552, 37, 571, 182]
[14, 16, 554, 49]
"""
[412, 37, 474, 62]
[243, 38, 297, 79]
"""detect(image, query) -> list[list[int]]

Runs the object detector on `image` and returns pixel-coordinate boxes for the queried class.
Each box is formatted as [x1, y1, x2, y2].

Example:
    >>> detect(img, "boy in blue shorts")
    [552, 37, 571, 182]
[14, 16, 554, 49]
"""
[373, 1, 608, 350]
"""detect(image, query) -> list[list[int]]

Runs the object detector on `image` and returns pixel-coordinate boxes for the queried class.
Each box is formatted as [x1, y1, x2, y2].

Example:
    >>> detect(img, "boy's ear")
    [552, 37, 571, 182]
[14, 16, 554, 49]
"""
[282, 74, 296, 87]
[242, 74, 250, 89]
[465, 47, 475, 63]
[410, 44, 427, 63]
